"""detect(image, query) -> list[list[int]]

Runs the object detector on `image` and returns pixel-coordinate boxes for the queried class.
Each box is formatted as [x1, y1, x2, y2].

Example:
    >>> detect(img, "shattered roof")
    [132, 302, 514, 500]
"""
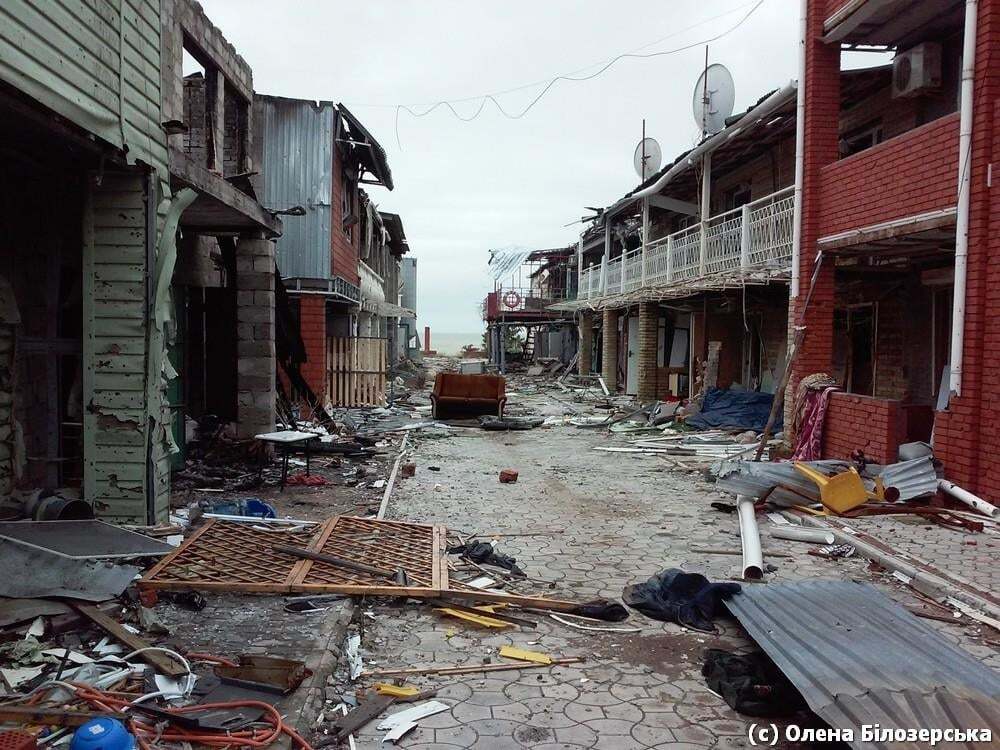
[337, 103, 393, 191]
[727, 579, 1000, 749]
[379, 211, 409, 255]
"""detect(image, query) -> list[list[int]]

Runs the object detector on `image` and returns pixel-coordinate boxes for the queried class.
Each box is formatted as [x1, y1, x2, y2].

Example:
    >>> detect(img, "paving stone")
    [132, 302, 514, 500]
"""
[362, 389, 1000, 750]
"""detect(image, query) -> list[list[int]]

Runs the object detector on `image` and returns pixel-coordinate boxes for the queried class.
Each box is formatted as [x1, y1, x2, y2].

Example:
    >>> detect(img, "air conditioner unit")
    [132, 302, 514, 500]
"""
[892, 43, 942, 98]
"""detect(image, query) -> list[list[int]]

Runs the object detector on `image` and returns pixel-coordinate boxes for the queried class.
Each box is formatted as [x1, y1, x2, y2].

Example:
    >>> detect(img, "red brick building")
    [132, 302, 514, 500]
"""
[793, 0, 997, 495]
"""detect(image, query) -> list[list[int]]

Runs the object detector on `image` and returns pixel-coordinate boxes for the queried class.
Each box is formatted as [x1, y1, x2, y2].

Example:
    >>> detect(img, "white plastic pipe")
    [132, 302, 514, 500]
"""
[790, 0, 807, 299]
[770, 526, 835, 545]
[939, 478, 1000, 519]
[737, 494, 764, 580]
[950, 0, 978, 399]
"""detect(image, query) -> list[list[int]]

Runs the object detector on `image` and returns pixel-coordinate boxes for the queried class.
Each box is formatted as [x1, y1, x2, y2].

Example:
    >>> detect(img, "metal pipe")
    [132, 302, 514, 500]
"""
[737, 494, 764, 580]
[950, 0, 978, 398]
[939, 478, 1000, 519]
[791, 0, 807, 299]
[770, 526, 835, 545]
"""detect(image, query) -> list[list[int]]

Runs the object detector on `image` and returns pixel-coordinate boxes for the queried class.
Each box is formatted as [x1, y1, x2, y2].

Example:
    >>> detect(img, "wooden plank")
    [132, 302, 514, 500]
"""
[318, 694, 395, 745]
[362, 657, 583, 679]
[73, 604, 187, 677]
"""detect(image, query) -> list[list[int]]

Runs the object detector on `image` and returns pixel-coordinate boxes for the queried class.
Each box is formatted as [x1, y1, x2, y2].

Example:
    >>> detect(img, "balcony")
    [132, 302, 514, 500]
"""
[578, 186, 794, 300]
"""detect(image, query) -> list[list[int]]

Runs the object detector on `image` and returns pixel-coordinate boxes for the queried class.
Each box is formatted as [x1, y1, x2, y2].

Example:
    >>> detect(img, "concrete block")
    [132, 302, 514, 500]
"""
[238, 374, 274, 392]
[237, 357, 273, 377]
[237, 340, 273, 357]
[252, 323, 274, 340]
[253, 290, 275, 307]
[237, 305, 273, 324]
[236, 271, 274, 291]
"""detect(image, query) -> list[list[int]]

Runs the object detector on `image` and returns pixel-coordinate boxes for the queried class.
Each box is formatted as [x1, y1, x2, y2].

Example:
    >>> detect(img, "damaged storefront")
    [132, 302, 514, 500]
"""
[0, 0, 190, 523]
[254, 96, 396, 411]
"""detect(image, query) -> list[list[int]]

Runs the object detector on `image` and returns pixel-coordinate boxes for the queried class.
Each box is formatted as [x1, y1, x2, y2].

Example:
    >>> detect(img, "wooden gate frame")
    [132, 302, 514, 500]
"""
[140, 517, 448, 596]
[327, 336, 387, 407]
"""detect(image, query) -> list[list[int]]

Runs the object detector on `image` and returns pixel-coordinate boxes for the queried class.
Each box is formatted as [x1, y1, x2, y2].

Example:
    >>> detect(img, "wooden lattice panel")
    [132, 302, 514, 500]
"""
[140, 517, 447, 596]
[140, 520, 323, 592]
[294, 516, 448, 596]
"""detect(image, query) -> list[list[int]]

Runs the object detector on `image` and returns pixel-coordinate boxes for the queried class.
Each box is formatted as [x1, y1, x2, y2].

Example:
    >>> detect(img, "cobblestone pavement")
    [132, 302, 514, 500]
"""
[343, 391, 1000, 750]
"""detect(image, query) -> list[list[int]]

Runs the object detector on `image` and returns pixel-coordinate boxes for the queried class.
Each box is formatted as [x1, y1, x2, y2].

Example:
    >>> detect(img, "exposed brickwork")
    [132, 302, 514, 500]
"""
[937, 0, 1000, 498]
[822, 392, 905, 464]
[636, 302, 658, 403]
[790, 0, 840, 402]
[331, 150, 360, 286]
[601, 309, 619, 392]
[578, 311, 593, 375]
[800, 1, 1000, 500]
[817, 114, 960, 237]
[298, 295, 327, 402]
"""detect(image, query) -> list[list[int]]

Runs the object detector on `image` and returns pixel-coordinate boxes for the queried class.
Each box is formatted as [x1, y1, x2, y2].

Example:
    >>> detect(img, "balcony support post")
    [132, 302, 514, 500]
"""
[641, 197, 650, 286]
[699, 153, 712, 276]
[666, 236, 675, 282]
[601, 220, 611, 296]
[740, 203, 752, 271]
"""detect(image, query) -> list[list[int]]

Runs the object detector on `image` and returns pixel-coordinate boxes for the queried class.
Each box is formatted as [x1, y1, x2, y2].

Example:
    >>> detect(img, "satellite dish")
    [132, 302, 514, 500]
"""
[633, 137, 662, 180]
[692, 63, 736, 135]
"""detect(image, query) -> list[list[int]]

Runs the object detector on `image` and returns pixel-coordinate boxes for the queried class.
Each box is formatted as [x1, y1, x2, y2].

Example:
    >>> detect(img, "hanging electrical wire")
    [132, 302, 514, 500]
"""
[378, 0, 766, 147]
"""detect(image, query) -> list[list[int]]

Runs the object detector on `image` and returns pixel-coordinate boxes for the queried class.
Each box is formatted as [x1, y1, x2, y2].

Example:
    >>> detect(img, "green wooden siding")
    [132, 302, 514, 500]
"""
[0, 0, 168, 178]
[83, 171, 153, 524]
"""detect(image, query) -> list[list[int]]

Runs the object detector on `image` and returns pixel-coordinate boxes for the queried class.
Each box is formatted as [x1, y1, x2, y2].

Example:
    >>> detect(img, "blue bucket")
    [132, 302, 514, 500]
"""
[70, 718, 135, 750]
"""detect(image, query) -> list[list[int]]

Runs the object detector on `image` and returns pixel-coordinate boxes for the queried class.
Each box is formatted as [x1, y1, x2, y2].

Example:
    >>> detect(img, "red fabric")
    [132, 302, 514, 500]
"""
[792, 386, 838, 461]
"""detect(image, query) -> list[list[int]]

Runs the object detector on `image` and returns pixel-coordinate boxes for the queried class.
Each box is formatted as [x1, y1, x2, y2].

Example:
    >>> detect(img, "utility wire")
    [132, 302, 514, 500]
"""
[377, 0, 766, 147]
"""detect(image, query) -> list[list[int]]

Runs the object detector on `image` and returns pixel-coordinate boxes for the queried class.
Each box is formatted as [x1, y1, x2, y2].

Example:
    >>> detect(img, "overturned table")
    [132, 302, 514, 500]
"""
[255, 430, 320, 490]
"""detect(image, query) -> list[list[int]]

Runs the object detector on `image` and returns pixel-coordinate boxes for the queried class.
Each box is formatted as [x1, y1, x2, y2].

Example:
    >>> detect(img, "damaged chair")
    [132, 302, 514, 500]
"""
[431, 373, 506, 420]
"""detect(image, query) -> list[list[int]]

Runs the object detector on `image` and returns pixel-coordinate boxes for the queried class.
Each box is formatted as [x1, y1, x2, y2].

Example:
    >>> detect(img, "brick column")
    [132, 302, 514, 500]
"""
[601, 308, 619, 392]
[298, 295, 327, 402]
[578, 311, 593, 375]
[637, 302, 658, 403]
[937, 0, 1000, 495]
[235, 233, 275, 438]
[787, 0, 841, 423]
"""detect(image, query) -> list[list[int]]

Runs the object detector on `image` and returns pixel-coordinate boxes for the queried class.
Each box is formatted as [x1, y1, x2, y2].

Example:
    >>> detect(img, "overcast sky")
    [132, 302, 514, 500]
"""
[201, 0, 802, 334]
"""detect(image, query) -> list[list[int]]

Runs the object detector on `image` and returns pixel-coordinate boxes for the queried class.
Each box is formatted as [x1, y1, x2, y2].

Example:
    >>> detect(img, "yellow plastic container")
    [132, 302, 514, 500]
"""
[793, 463, 868, 514]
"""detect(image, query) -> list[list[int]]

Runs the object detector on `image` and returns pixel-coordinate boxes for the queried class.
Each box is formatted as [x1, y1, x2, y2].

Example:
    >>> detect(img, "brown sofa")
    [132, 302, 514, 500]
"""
[431, 373, 506, 419]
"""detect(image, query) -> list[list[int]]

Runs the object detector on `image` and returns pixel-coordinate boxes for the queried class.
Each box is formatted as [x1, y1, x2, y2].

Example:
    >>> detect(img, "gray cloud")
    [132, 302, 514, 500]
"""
[201, 0, 798, 333]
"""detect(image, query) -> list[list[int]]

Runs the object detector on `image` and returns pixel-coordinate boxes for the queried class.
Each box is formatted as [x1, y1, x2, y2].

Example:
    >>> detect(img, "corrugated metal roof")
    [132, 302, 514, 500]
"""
[255, 95, 335, 281]
[727, 580, 1000, 749]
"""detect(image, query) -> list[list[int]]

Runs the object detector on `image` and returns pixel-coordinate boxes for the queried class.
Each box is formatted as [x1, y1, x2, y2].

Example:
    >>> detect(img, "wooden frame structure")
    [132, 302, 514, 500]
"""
[139, 516, 589, 612]
[140, 516, 447, 597]
[327, 336, 386, 407]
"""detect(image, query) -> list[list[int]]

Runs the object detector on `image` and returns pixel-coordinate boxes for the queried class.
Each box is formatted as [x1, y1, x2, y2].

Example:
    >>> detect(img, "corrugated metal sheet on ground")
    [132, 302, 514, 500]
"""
[255, 96, 335, 281]
[727, 579, 1000, 749]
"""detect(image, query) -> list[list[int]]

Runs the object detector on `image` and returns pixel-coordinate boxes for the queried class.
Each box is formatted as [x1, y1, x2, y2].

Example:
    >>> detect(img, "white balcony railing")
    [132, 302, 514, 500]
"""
[577, 186, 794, 300]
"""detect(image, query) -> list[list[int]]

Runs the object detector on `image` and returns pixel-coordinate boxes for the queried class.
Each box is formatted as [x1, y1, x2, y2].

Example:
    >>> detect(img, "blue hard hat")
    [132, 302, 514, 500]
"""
[70, 718, 135, 750]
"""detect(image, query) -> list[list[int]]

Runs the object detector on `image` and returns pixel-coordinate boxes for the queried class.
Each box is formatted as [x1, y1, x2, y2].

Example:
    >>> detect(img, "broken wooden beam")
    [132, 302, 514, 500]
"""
[72, 604, 187, 678]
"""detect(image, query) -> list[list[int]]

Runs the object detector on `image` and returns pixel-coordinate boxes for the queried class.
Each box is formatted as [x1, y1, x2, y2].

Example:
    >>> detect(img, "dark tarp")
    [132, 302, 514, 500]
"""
[686, 388, 780, 432]
[622, 569, 740, 632]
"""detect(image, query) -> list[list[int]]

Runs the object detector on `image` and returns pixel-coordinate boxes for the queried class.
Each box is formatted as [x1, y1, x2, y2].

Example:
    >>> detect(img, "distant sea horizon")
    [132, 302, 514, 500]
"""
[427, 331, 484, 356]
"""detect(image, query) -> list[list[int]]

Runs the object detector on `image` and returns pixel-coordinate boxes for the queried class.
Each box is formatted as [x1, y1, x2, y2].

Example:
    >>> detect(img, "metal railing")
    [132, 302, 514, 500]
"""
[577, 185, 794, 300]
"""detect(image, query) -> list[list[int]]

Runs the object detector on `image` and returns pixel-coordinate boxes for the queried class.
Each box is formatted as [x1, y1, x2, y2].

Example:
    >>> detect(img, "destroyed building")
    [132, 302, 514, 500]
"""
[253, 96, 409, 410]
[484, 247, 578, 368]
